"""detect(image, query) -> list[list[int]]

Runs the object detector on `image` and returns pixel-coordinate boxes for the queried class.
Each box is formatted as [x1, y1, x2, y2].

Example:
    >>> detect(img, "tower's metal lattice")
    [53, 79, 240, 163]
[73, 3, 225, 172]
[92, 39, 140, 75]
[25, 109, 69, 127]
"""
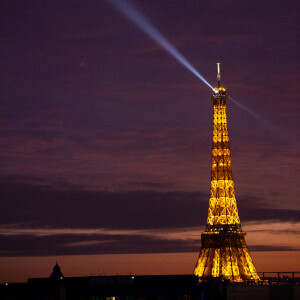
[194, 64, 261, 282]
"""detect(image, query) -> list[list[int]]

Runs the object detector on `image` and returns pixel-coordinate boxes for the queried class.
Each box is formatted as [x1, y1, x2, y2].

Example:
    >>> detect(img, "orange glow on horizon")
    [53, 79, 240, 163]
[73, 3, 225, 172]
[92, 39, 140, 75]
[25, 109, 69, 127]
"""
[0, 251, 299, 283]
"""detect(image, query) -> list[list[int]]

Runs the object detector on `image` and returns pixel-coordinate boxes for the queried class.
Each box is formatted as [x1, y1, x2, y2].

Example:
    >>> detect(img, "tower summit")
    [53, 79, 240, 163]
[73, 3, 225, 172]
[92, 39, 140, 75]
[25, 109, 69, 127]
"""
[194, 64, 261, 282]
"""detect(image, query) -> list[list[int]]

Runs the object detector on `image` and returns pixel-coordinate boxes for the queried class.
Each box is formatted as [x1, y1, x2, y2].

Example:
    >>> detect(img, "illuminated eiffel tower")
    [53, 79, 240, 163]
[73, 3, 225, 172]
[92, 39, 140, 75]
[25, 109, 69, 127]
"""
[194, 64, 261, 282]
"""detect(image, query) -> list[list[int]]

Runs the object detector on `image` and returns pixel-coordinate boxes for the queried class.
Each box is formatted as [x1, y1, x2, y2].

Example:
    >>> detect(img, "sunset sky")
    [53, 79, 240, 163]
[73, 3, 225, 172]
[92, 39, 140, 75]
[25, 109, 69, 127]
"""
[0, 0, 299, 282]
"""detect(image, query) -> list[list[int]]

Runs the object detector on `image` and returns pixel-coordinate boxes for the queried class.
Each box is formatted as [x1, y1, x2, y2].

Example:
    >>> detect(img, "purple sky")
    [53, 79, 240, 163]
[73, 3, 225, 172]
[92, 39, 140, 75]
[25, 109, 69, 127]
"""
[0, 0, 299, 280]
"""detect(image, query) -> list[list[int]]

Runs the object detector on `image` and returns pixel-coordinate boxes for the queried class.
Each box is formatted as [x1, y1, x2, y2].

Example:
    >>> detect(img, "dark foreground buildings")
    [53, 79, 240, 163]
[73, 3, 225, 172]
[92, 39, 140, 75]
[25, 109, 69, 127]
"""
[1, 271, 300, 300]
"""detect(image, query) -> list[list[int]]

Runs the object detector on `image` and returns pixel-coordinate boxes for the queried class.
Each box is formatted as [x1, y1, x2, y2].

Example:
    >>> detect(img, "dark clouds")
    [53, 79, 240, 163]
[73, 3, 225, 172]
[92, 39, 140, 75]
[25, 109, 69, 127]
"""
[0, 178, 299, 256]
[0, 178, 208, 229]
[0, 233, 199, 257]
[1, 178, 299, 230]
[2, 231, 298, 257]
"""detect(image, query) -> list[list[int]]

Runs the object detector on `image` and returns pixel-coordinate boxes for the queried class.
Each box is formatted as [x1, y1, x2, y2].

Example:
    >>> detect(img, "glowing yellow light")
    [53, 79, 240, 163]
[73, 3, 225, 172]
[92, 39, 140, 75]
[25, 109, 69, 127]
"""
[194, 78, 261, 283]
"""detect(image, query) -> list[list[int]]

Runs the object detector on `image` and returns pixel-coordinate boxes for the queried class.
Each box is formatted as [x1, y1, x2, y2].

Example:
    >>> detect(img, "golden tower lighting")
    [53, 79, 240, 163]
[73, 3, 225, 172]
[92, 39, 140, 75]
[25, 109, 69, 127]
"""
[194, 64, 261, 282]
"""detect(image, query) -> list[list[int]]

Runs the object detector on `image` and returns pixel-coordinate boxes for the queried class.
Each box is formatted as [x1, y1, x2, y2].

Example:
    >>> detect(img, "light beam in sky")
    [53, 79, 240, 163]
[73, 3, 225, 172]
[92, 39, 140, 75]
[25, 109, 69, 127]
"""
[229, 96, 291, 140]
[107, 0, 288, 139]
[107, 0, 213, 89]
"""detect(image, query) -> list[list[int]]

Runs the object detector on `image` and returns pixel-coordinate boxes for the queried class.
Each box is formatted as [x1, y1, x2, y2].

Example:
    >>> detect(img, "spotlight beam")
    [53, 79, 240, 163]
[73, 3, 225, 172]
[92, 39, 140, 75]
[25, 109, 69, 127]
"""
[107, 0, 213, 89]
[107, 0, 288, 140]
[229, 96, 291, 140]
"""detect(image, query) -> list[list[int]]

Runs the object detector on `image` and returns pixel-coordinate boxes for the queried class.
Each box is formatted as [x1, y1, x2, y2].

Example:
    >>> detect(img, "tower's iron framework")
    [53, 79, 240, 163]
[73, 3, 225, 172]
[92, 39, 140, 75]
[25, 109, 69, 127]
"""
[194, 64, 261, 282]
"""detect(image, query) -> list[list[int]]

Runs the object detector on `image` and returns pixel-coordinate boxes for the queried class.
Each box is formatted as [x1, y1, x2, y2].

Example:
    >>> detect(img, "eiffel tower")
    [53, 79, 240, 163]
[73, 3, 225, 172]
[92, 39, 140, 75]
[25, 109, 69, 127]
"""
[194, 64, 261, 282]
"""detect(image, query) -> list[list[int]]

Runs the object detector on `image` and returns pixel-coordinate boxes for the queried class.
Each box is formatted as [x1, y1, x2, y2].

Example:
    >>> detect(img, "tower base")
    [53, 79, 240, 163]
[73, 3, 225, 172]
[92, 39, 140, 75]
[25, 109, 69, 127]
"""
[194, 230, 261, 282]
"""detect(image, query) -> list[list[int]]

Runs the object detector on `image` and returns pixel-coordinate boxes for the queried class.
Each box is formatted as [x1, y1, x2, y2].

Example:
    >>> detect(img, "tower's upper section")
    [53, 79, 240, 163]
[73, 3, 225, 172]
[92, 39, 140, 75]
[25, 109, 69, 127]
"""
[206, 63, 241, 230]
[211, 63, 227, 105]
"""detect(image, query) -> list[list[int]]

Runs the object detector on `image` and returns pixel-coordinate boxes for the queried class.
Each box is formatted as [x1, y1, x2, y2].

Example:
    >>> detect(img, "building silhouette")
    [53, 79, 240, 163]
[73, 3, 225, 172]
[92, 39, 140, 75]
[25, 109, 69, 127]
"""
[49, 263, 64, 280]
[1, 266, 299, 300]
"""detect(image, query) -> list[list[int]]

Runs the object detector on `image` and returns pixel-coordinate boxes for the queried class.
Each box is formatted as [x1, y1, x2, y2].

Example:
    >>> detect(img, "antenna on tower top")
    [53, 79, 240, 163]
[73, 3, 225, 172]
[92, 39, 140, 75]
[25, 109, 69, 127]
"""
[217, 62, 221, 87]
